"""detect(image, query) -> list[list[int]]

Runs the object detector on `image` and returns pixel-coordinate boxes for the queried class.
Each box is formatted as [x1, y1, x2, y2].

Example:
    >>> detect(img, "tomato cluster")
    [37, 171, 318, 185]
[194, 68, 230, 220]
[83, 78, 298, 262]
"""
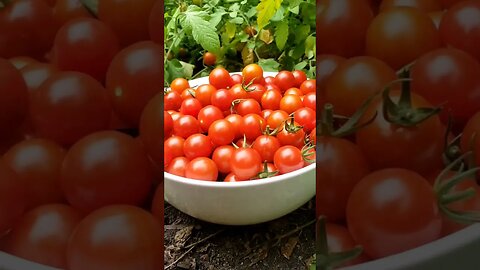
[161, 64, 316, 182]
[318, 0, 480, 268]
[0, 1, 164, 269]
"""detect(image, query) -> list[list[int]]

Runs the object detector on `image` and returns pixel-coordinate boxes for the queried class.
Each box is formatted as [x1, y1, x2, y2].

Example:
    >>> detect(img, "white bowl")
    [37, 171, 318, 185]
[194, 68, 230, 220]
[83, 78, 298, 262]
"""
[164, 72, 316, 225]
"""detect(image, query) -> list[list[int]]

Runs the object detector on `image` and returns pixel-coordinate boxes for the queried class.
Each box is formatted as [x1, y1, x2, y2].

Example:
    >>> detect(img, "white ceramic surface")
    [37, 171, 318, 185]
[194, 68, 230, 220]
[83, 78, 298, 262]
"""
[164, 72, 317, 225]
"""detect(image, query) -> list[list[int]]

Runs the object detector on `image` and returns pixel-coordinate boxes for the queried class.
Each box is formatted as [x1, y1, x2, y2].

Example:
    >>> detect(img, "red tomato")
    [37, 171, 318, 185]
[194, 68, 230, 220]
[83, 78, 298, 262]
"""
[61, 131, 153, 213]
[241, 114, 267, 141]
[53, 0, 93, 27]
[366, 7, 441, 70]
[52, 18, 119, 82]
[179, 97, 202, 118]
[211, 89, 234, 112]
[224, 173, 240, 182]
[261, 109, 273, 120]
[20, 63, 57, 93]
[208, 119, 235, 146]
[209, 67, 233, 89]
[318, 54, 346, 93]
[230, 148, 262, 180]
[379, 0, 442, 12]
[325, 56, 397, 117]
[181, 88, 195, 100]
[356, 91, 444, 175]
[164, 136, 185, 159]
[242, 64, 263, 85]
[166, 157, 189, 177]
[185, 157, 218, 181]
[30, 72, 111, 146]
[212, 145, 235, 174]
[231, 74, 243, 85]
[317, 137, 370, 221]
[230, 84, 248, 100]
[4, 204, 82, 268]
[252, 135, 281, 163]
[261, 89, 282, 110]
[148, 0, 162, 43]
[67, 205, 162, 270]
[106, 41, 162, 127]
[280, 95, 303, 114]
[183, 134, 213, 159]
[411, 48, 480, 126]
[293, 107, 316, 133]
[97, 0, 156, 46]
[170, 78, 190, 94]
[3, 139, 65, 209]
[299, 79, 316, 95]
[246, 84, 266, 102]
[440, 1, 480, 62]
[274, 146, 304, 174]
[195, 84, 216, 106]
[303, 92, 316, 112]
[225, 114, 243, 139]
[325, 223, 368, 267]
[277, 122, 306, 149]
[284, 88, 303, 97]
[0, 160, 27, 235]
[346, 169, 442, 259]
[317, 0, 374, 57]
[266, 110, 289, 130]
[164, 90, 182, 111]
[9, 56, 37, 70]
[292, 70, 307, 87]
[235, 99, 261, 116]
[203, 52, 217, 66]
[274, 71, 296, 92]
[197, 105, 223, 132]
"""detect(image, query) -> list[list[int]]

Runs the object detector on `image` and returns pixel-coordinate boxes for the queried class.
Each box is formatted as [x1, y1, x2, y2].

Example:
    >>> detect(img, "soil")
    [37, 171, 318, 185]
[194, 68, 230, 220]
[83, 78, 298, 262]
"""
[164, 199, 316, 270]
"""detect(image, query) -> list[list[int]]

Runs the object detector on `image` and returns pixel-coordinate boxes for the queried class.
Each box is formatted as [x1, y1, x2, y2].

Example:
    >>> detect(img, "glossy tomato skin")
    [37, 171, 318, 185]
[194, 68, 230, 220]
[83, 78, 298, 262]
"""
[148, 0, 162, 43]
[212, 145, 235, 174]
[325, 56, 397, 117]
[20, 63, 58, 93]
[164, 136, 185, 160]
[0, 0, 57, 59]
[3, 139, 66, 209]
[461, 111, 480, 154]
[106, 41, 162, 127]
[0, 58, 29, 134]
[274, 146, 304, 174]
[356, 91, 444, 175]
[61, 131, 153, 213]
[183, 134, 213, 159]
[67, 205, 162, 270]
[9, 56, 37, 70]
[173, 115, 201, 139]
[53, 0, 93, 27]
[230, 148, 262, 180]
[411, 48, 480, 126]
[317, 137, 370, 221]
[0, 160, 27, 235]
[317, 0, 374, 57]
[242, 64, 263, 85]
[209, 67, 232, 89]
[3, 204, 82, 269]
[439, 1, 480, 62]
[139, 92, 164, 169]
[30, 72, 111, 146]
[203, 52, 216, 66]
[379, 0, 442, 12]
[366, 7, 441, 70]
[326, 223, 368, 267]
[166, 157, 189, 177]
[185, 157, 218, 181]
[52, 17, 120, 82]
[252, 135, 281, 163]
[208, 119, 235, 146]
[97, 0, 156, 46]
[346, 169, 442, 259]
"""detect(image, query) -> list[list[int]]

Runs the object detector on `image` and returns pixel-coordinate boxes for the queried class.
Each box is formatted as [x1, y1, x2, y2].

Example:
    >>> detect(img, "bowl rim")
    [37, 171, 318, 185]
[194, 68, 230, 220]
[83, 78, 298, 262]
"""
[164, 71, 316, 188]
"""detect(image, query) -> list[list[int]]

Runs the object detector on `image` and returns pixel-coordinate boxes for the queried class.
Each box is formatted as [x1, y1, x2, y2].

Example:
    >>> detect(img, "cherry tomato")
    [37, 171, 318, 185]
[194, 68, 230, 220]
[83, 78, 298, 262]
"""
[225, 114, 243, 139]
[173, 115, 201, 139]
[97, 0, 156, 46]
[325, 223, 368, 267]
[266, 110, 289, 130]
[209, 67, 232, 89]
[252, 135, 281, 162]
[195, 84, 215, 106]
[346, 169, 442, 259]
[246, 84, 266, 102]
[303, 92, 316, 112]
[164, 136, 185, 159]
[317, 0, 374, 57]
[52, 17, 119, 82]
[280, 95, 303, 114]
[277, 122, 306, 148]
[9, 56, 37, 70]
[299, 79, 316, 95]
[379, 0, 442, 12]
[274, 146, 304, 174]
[318, 54, 346, 93]
[230, 148, 262, 180]
[230, 74, 243, 85]
[241, 114, 267, 141]
[20, 63, 57, 93]
[292, 70, 307, 87]
[67, 205, 162, 270]
[242, 64, 263, 85]
[164, 90, 182, 111]
[197, 105, 223, 132]
[0, 58, 28, 133]
[170, 78, 190, 94]
[183, 134, 213, 159]
[3, 139, 65, 209]
[208, 119, 235, 146]
[179, 98, 202, 118]
[53, 0, 93, 27]
[366, 7, 441, 70]
[325, 56, 397, 117]
[0, 160, 27, 235]
[211, 89, 234, 111]
[224, 173, 240, 182]
[261, 109, 273, 120]
[212, 145, 235, 174]
[106, 41, 162, 127]
[230, 84, 248, 100]
[294, 107, 316, 132]
[185, 157, 218, 181]
[181, 88, 195, 100]
[317, 137, 370, 221]
[274, 71, 296, 92]
[166, 157, 189, 177]
[284, 88, 303, 97]
[30, 72, 111, 146]
[203, 52, 217, 66]
[235, 99, 261, 116]
[61, 131, 153, 213]
[165, 110, 173, 138]
[148, 0, 162, 43]
[4, 204, 82, 268]
[411, 48, 480, 126]
[261, 89, 282, 110]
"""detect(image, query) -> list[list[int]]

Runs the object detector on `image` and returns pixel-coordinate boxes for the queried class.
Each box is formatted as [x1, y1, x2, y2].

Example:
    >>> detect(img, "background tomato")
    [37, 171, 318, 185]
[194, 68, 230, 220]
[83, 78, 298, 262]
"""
[0, 160, 27, 235]
[203, 52, 217, 66]
[379, 0, 442, 12]
[139, 92, 164, 169]
[52, 0, 93, 27]
[148, 0, 162, 43]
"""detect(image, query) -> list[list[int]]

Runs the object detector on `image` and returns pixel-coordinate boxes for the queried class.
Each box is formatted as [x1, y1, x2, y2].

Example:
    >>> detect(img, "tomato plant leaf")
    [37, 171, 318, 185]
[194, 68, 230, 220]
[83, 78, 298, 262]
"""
[209, 9, 227, 27]
[305, 35, 315, 59]
[225, 21, 236, 39]
[271, 6, 285, 21]
[246, 6, 257, 18]
[258, 58, 280, 71]
[230, 17, 244, 24]
[294, 24, 310, 44]
[294, 60, 307, 70]
[181, 6, 221, 54]
[256, 0, 283, 30]
[275, 20, 288, 50]
[259, 29, 274, 44]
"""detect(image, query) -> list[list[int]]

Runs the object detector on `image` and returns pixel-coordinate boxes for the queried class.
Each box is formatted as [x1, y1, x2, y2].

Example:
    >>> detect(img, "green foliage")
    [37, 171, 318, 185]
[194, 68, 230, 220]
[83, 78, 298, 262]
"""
[164, 0, 316, 85]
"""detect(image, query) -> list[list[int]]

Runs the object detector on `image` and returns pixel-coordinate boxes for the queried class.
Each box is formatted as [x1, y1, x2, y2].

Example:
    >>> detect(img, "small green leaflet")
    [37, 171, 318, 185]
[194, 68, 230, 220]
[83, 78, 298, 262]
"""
[225, 21, 236, 39]
[294, 60, 307, 70]
[305, 35, 315, 59]
[180, 6, 220, 54]
[256, 0, 283, 30]
[230, 17, 244, 24]
[258, 58, 280, 71]
[275, 20, 288, 50]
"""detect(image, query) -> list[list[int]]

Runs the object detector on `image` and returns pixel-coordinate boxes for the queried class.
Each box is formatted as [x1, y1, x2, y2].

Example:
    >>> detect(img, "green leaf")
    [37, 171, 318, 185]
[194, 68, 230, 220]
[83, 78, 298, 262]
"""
[209, 10, 226, 27]
[180, 7, 221, 54]
[256, 0, 283, 29]
[229, 3, 240, 12]
[305, 35, 315, 59]
[270, 6, 285, 21]
[165, 59, 185, 83]
[294, 60, 307, 70]
[291, 42, 305, 59]
[258, 58, 280, 71]
[179, 61, 195, 79]
[275, 20, 288, 50]
[229, 17, 244, 24]
[289, 5, 299, 14]
[225, 21, 236, 39]
[246, 6, 257, 18]
[294, 24, 310, 44]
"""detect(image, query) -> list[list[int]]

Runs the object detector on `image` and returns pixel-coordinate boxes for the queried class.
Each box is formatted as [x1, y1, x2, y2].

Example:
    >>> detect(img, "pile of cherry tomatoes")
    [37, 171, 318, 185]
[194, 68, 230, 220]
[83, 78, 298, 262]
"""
[0, 0, 165, 269]
[318, 0, 480, 268]
[163, 65, 316, 182]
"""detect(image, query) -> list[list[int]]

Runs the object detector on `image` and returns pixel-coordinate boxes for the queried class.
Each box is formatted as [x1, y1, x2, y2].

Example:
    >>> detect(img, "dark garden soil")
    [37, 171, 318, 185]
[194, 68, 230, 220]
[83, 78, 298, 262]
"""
[164, 199, 316, 270]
